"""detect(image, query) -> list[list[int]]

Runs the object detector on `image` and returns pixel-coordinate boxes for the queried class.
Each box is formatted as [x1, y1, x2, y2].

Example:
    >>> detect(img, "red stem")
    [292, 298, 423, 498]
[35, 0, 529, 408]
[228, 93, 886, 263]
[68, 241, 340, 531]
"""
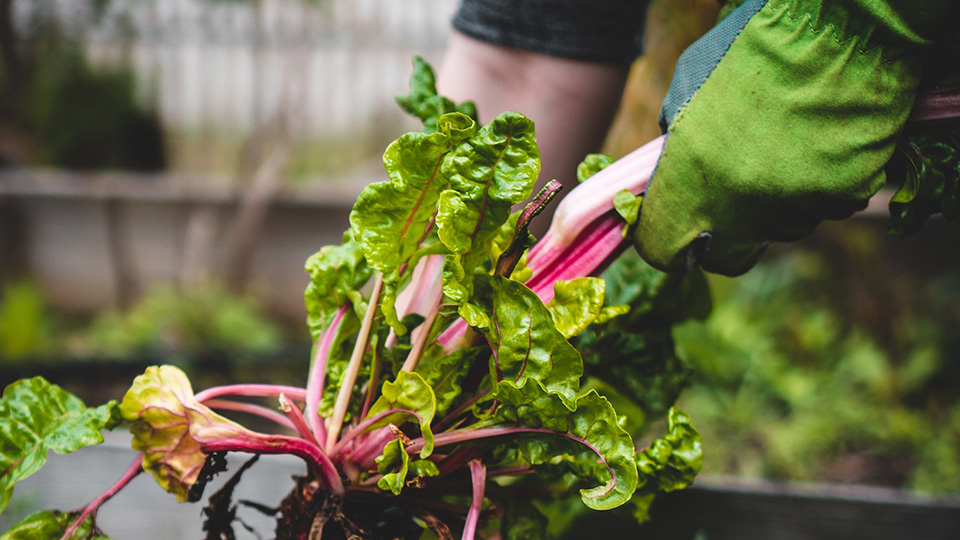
[462, 460, 486, 540]
[205, 399, 296, 431]
[60, 455, 144, 540]
[306, 306, 348, 447]
[279, 393, 321, 446]
[200, 436, 344, 496]
[436, 389, 489, 430]
[195, 384, 308, 403]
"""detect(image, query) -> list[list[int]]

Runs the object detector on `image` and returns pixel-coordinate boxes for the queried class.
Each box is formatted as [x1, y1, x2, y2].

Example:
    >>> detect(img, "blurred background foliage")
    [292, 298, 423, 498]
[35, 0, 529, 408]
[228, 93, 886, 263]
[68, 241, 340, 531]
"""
[0, 0, 165, 170]
[674, 219, 960, 493]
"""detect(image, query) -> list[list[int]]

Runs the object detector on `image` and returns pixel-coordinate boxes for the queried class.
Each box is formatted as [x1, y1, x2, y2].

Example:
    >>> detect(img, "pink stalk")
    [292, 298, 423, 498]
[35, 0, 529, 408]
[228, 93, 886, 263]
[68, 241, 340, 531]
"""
[387, 253, 445, 350]
[334, 407, 422, 458]
[435, 215, 622, 350]
[205, 399, 297, 431]
[401, 295, 442, 373]
[359, 345, 382, 423]
[195, 384, 308, 403]
[340, 425, 400, 470]
[436, 138, 662, 352]
[524, 213, 626, 303]
[306, 305, 348, 446]
[60, 455, 144, 540]
[326, 276, 384, 453]
[527, 136, 662, 266]
[436, 390, 489, 430]
[279, 393, 321, 446]
[462, 460, 486, 540]
[201, 435, 344, 496]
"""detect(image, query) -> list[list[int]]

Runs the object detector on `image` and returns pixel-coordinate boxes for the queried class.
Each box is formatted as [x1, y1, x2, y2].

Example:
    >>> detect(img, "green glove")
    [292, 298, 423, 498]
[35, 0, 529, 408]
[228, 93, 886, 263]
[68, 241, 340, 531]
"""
[633, 0, 953, 275]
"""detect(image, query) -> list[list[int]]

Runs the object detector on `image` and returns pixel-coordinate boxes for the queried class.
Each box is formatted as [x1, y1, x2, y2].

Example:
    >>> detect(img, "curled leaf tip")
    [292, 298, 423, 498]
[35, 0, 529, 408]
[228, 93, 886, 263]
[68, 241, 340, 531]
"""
[120, 365, 272, 502]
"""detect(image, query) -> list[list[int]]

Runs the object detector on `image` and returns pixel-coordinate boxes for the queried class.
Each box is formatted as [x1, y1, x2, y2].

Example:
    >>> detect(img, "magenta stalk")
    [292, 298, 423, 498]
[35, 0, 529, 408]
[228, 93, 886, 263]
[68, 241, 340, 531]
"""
[326, 275, 384, 454]
[195, 384, 308, 403]
[60, 454, 144, 540]
[205, 399, 297, 432]
[306, 305, 349, 447]
[201, 435, 344, 496]
[462, 460, 486, 540]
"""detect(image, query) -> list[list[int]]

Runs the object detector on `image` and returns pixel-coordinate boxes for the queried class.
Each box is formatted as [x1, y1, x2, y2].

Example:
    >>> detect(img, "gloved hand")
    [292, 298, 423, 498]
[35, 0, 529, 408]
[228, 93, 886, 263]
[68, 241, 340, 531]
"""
[633, 0, 952, 275]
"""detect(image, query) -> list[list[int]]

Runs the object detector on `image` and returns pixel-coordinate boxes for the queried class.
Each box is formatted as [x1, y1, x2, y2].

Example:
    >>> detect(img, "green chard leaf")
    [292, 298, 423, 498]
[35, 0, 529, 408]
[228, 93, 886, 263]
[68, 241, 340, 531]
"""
[600, 250, 711, 327]
[488, 210, 533, 282]
[437, 112, 540, 305]
[350, 113, 477, 333]
[119, 365, 275, 502]
[417, 345, 485, 417]
[887, 127, 960, 236]
[1, 377, 120, 513]
[573, 252, 706, 421]
[576, 153, 613, 183]
[396, 56, 478, 133]
[547, 278, 606, 339]
[376, 438, 411, 496]
[304, 230, 371, 340]
[1, 510, 110, 540]
[375, 438, 440, 496]
[631, 407, 702, 522]
[495, 492, 549, 540]
[612, 189, 641, 236]
[577, 327, 692, 423]
[467, 275, 582, 408]
[494, 380, 638, 510]
[365, 371, 437, 458]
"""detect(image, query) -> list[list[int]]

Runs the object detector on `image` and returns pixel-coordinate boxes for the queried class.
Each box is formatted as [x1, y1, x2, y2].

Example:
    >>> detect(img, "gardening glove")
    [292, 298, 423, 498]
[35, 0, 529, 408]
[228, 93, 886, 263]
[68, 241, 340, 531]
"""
[633, 0, 954, 276]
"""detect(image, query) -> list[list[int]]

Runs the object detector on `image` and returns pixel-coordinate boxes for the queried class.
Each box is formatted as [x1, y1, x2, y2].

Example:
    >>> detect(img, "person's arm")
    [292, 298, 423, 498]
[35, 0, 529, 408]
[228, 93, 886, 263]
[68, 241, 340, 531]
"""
[435, 0, 650, 236]
[437, 31, 628, 199]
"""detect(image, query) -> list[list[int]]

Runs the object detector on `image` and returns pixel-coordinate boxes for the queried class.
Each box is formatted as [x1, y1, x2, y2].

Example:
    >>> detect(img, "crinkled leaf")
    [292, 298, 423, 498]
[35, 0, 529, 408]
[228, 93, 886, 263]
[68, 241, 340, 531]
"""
[631, 407, 702, 522]
[497, 494, 549, 540]
[494, 380, 638, 510]
[494, 181, 562, 279]
[350, 130, 449, 332]
[437, 112, 540, 304]
[489, 211, 522, 271]
[409, 458, 439, 480]
[573, 252, 705, 421]
[577, 326, 691, 423]
[594, 305, 630, 325]
[366, 371, 436, 457]
[488, 212, 534, 283]
[375, 439, 439, 496]
[119, 365, 271, 502]
[887, 127, 960, 236]
[0, 510, 110, 540]
[395, 56, 478, 133]
[576, 153, 613, 183]
[304, 231, 371, 340]
[547, 278, 606, 339]
[318, 353, 368, 422]
[467, 275, 582, 408]
[0, 377, 120, 514]
[376, 438, 410, 495]
[600, 250, 711, 327]
[613, 189, 640, 236]
[417, 345, 484, 417]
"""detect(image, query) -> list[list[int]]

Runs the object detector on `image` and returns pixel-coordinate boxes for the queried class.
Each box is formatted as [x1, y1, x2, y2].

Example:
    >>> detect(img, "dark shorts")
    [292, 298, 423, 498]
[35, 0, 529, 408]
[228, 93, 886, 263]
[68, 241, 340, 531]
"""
[451, 0, 650, 65]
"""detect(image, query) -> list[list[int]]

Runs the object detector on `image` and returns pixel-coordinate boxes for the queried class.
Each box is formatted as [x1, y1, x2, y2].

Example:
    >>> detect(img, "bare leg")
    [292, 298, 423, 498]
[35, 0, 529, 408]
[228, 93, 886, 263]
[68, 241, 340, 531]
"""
[437, 32, 629, 230]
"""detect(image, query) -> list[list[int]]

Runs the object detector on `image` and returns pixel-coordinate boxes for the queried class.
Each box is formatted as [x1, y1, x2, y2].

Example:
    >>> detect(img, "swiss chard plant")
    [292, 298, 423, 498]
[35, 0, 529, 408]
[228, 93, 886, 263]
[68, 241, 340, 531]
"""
[0, 58, 704, 540]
